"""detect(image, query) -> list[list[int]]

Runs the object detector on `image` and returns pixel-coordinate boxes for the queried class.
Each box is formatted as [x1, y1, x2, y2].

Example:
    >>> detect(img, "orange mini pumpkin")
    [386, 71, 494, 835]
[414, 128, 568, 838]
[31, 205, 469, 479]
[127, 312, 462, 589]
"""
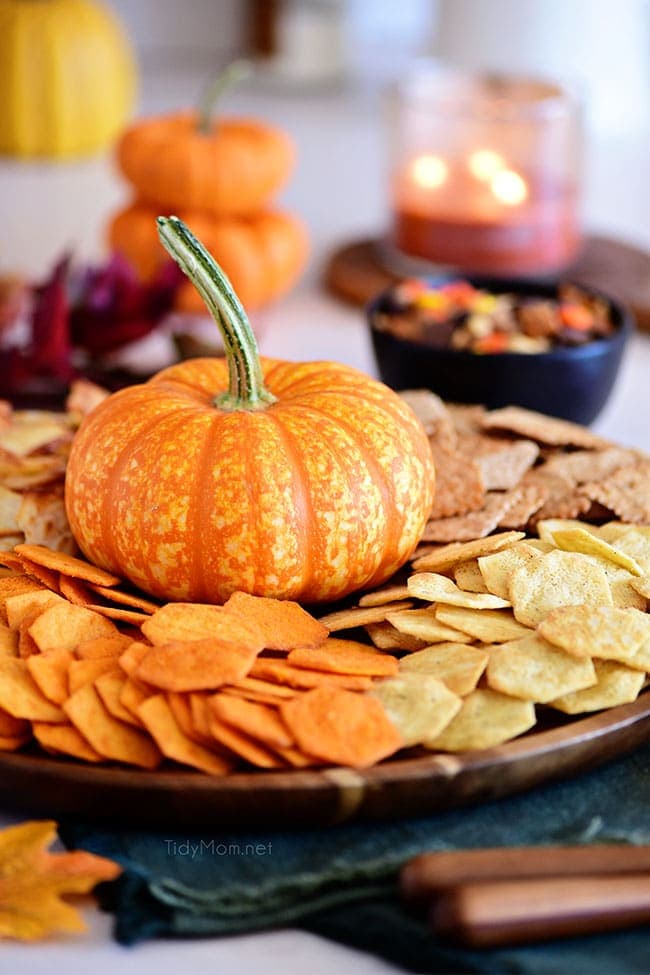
[108, 202, 308, 312]
[65, 217, 435, 605]
[116, 65, 294, 217]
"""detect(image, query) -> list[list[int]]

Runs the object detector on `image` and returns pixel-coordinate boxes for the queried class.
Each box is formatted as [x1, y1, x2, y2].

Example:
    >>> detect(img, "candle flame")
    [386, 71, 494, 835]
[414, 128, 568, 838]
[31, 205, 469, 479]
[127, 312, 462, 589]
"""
[491, 169, 528, 206]
[409, 154, 448, 189]
[468, 149, 506, 182]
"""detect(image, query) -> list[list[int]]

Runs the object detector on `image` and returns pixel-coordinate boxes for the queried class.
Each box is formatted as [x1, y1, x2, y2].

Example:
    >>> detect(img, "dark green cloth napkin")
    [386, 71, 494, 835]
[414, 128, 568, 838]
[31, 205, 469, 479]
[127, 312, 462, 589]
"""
[61, 743, 650, 974]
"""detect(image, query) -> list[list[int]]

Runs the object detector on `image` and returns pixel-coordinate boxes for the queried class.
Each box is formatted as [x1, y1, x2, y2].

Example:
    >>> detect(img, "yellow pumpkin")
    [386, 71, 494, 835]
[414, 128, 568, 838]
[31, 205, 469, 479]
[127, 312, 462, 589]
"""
[0, 0, 136, 159]
[65, 217, 435, 605]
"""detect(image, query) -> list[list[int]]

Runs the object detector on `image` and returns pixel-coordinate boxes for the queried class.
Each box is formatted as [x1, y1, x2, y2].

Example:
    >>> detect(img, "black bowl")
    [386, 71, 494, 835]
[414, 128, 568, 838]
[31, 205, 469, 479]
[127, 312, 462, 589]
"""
[368, 275, 633, 426]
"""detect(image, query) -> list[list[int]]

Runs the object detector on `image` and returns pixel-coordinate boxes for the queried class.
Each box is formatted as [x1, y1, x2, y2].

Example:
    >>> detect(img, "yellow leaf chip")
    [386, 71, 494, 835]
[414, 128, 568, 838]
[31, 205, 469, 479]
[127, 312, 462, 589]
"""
[424, 688, 536, 751]
[435, 605, 532, 643]
[365, 621, 427, 652]
[550, 527, 643, 576]
[369, 673, 461, 747]
[537, 604, 650, 670]
[453, 560, 489, 593]
[486, 634, 597, 703]
[407, 572, 511, 609]
[550, 659, 646, 714]
[399, 643, 489, 696]
[509, 550, 613, 627]
[385, 608, 472, 644]
[477, 542, 542, 600]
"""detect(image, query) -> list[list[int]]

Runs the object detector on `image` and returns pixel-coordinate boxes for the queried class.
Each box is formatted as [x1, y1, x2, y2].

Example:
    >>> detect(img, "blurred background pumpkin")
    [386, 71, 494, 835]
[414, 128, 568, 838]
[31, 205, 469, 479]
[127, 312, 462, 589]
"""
[0, 0, 137, 159]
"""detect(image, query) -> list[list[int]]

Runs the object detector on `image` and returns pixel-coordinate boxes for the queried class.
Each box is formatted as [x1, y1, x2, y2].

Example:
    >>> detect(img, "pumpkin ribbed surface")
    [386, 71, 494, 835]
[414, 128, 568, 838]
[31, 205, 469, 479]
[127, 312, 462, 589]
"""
[117, 113, 294, 217]
[0, 0, 136, 159]
[65, 358, 435, 604]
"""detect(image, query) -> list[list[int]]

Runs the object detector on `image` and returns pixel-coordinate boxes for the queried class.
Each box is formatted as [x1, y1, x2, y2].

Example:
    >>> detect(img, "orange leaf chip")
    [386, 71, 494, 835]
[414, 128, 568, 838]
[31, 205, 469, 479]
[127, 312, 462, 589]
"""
[137, 694, 232, 775]
[4, 589, 64, 629]
[209, 694, 293, 750]
[249, 659, 373, 691]
[0, 658, 66, 722]
[166, 691, 212, 744]
[288, 639, 399, 677]
[0, 820, 121, 940]
[0, 707, 29, 739]
[206, 712, 284, 769]
[118, 641, 151, 676]
[135, 638, 261, 692]
[85, 604, 150, 626]
[141, 601, 264, 648]
[15, 557, 61, 593]
[57, 575, 94, 606]
[0, 733, 30, 751]
[0, 621, 18, 656]
[76, 635, 131, 660]
[67, 658, 121, 695]
[28, 602, 118, 653]
[95, 672, 142, 728]
[32, 722, 103, 763]
[280, 686, 402, 768]
[63, 683, 161, 768]
[26, 648, 74, 705]
[118, 677, 152, 720]
[224, 591, 328, 650]
[14, 544, 121, 587]
[89, 584, 160, 614]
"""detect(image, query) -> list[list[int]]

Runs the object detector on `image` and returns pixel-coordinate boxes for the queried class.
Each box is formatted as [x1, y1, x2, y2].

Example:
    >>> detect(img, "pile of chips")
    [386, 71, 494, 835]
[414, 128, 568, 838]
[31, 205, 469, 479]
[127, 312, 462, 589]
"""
[0, 381, 108, 555]
[0, 390, 648, 774]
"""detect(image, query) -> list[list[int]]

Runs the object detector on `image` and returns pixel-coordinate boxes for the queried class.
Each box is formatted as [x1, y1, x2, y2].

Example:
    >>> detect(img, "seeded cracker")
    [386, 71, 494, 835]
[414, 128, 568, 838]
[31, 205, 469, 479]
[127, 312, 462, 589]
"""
[427, 442, 486, 520]
[579, 465, 650, 523]
[421, 489, 522, 542]
[480, 405, 610, 449]
[475, 440, 540, 491]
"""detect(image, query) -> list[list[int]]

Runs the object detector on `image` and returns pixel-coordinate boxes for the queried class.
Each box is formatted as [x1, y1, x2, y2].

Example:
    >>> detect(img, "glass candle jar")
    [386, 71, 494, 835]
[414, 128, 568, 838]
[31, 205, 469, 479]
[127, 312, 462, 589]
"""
[387, 66, 583, 276]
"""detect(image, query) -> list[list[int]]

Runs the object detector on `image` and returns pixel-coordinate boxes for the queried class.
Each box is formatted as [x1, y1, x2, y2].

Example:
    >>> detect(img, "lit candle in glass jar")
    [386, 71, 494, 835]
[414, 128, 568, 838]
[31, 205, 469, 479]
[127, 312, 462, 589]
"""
[388, 69, 582, 275]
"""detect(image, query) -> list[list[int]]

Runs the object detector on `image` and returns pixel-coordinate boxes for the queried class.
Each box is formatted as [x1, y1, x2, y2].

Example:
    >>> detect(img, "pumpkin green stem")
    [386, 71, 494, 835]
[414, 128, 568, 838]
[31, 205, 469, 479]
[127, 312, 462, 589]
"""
[196, 60, 251, 135]
[157, 215, 277, 412]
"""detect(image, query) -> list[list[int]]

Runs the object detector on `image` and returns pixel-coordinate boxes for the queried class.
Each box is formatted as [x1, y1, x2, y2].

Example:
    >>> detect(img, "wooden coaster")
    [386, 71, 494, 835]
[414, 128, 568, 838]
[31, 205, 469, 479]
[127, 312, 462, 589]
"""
[324, 235, 650, 332]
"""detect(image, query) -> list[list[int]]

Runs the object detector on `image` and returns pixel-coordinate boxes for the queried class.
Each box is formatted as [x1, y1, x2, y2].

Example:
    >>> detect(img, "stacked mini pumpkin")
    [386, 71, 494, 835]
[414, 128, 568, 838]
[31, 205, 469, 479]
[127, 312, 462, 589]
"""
[107, 65, 308, 314]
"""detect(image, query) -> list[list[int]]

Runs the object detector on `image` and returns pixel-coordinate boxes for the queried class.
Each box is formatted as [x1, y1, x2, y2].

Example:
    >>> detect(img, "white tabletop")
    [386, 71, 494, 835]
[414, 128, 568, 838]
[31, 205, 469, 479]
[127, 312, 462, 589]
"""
[0, 64, 649, 973]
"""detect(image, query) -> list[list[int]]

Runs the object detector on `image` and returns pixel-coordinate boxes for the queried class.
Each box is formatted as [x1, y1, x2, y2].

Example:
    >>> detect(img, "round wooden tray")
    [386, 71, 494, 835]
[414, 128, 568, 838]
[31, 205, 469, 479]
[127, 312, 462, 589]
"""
[324, 235, 650, 332]
[0, 692, 647, 829]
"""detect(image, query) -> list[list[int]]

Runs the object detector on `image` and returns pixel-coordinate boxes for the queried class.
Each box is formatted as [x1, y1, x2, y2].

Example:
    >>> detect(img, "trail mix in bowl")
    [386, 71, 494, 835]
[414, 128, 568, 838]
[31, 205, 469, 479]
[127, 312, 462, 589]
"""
[372, 278, 616, 353]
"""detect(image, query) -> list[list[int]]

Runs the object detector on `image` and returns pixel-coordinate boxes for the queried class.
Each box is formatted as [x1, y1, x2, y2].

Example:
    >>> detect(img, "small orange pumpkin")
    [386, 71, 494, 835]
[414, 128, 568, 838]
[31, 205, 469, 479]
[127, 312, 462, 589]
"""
[116, 63, 294, 217]
[65, 217, 435, 605]
[108, 202, 308, 312]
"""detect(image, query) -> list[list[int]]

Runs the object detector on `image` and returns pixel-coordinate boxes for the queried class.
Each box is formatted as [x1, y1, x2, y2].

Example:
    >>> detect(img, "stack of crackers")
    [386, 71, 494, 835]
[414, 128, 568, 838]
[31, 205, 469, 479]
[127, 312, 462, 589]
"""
[0, 390, 648, 774]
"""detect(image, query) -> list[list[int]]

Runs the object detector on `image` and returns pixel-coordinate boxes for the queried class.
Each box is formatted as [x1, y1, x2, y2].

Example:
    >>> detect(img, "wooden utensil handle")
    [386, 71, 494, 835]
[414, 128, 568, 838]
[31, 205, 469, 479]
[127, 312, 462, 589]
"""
[401, 845, 650, 900]
[432, 874, 650, 947]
